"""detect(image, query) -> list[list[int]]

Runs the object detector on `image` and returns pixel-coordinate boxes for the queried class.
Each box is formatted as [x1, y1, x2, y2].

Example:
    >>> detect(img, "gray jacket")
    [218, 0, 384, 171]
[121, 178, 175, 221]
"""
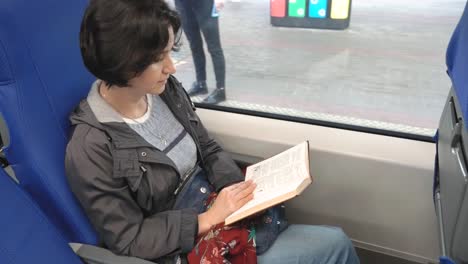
[65, 76, 244, 263]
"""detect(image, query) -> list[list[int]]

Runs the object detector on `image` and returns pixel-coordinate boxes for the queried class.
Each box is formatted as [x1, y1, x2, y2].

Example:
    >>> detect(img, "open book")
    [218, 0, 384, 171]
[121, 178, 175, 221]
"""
[225, 141, 312, 225]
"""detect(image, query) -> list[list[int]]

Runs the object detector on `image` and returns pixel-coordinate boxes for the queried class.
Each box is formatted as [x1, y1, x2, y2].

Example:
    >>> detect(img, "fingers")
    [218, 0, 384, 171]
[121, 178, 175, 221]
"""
[217, 181, 256, 213]
[224, 181, 247, 193]
[230, 181, 256, 209]
[235, 192, 254, 208]
[228, 180, 255, 194]
[235, 181, 256, 200]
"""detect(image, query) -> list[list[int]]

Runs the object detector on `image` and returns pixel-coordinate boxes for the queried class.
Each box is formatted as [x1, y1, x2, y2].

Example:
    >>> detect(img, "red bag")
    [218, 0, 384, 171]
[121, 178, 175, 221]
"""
[187, 194, 257, 264]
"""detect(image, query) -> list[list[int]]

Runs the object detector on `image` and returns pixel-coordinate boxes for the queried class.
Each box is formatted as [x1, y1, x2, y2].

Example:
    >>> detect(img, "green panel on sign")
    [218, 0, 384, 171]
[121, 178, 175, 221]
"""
[288, 0, 306, 17]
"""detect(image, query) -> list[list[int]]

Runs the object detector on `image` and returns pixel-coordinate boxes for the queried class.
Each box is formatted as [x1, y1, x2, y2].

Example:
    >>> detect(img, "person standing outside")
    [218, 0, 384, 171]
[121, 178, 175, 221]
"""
[175, 0, 227, 104]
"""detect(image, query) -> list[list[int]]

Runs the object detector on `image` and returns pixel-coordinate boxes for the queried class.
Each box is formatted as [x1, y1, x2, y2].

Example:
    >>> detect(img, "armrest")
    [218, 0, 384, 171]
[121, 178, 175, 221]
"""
[69, 243, 157, 264]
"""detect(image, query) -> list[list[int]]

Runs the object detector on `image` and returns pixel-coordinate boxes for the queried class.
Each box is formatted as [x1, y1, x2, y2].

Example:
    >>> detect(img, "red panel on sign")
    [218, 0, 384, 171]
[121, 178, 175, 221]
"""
[271, 0, 286, 17]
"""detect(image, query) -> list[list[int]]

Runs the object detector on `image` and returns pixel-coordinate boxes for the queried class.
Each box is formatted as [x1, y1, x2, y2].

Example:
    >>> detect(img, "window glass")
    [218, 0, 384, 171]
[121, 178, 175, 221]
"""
[170, 0, 465, 137]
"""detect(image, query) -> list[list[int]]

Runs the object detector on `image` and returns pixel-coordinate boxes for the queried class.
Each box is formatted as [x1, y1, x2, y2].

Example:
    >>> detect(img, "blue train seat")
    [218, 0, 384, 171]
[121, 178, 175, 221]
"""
[0, 168, 83, 263]
[0, 0, 97, 244]
[436, 1, 468, 263]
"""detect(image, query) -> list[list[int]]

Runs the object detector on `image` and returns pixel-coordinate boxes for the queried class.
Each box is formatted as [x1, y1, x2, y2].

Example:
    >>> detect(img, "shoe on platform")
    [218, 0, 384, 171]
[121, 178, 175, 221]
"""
[202, 88, 226, 104]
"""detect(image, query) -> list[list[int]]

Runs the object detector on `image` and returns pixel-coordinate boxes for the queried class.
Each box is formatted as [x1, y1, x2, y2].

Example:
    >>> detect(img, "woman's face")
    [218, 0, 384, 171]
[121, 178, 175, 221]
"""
[127, 27, 176, 95]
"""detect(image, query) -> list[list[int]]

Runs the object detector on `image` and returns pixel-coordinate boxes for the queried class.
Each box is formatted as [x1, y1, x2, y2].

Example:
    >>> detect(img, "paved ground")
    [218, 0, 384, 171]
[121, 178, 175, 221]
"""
[169, 0, 466, 133]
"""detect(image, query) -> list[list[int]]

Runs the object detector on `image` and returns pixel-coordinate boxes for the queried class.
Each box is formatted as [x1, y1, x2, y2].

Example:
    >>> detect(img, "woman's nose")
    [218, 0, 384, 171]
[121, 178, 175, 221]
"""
[163, 55, 176, 74]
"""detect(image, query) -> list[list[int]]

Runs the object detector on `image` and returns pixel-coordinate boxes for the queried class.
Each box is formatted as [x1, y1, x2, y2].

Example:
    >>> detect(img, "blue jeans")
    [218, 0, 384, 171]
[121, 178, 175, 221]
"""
[258, 225, 360, 264]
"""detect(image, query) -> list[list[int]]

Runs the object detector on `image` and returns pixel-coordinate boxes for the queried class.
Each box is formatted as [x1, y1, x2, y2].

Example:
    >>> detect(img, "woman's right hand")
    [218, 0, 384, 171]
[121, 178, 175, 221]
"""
[198, 180, 256, 234]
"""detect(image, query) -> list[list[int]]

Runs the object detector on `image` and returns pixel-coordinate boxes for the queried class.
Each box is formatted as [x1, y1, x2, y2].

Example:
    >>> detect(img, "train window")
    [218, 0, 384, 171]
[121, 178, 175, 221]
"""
[169, 0, 465, 140]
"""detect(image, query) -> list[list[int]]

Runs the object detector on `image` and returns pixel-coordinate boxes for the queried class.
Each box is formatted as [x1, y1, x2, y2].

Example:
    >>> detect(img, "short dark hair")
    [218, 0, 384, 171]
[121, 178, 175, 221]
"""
[80, 0, 181, 87]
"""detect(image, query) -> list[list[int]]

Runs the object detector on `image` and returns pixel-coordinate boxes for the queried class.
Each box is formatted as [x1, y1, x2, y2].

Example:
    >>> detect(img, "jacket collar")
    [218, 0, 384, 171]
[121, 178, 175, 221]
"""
[70, 76, 196, 151]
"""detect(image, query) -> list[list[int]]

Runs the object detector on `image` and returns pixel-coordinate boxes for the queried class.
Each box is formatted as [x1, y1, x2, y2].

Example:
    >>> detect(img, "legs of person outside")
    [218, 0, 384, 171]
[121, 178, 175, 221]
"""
[176, 0, 227, 104]
[257, 225, 360, 264]
[175, 0, 209, 97]
[195, 0, 226, 104]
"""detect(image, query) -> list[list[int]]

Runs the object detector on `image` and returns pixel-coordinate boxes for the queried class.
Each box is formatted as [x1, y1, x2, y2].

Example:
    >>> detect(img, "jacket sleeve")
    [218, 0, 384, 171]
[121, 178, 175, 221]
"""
[178, 88, 245, 191]
[191, 112, 245, 191]
[65, 127, 198, 260]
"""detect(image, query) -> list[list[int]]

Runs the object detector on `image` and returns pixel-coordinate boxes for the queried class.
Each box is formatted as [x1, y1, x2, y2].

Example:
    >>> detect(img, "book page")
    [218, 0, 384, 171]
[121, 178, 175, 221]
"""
[225, 141, 311, 224]
[245, 141, 309, 193]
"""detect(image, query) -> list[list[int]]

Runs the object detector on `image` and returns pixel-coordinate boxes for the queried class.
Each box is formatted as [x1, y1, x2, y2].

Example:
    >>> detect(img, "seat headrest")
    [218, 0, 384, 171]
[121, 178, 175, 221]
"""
[447, 2, 468, 127]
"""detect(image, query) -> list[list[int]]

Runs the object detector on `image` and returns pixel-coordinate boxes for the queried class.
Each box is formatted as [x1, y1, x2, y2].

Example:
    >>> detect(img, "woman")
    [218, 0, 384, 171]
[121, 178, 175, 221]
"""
[65, 0, 360, 263]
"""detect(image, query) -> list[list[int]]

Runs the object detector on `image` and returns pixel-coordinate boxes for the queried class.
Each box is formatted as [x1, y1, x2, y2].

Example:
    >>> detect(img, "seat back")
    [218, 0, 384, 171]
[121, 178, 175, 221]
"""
[437, 2, 468, 263]
[0, 168, 83, 263]
[0, 0, 97, 243]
